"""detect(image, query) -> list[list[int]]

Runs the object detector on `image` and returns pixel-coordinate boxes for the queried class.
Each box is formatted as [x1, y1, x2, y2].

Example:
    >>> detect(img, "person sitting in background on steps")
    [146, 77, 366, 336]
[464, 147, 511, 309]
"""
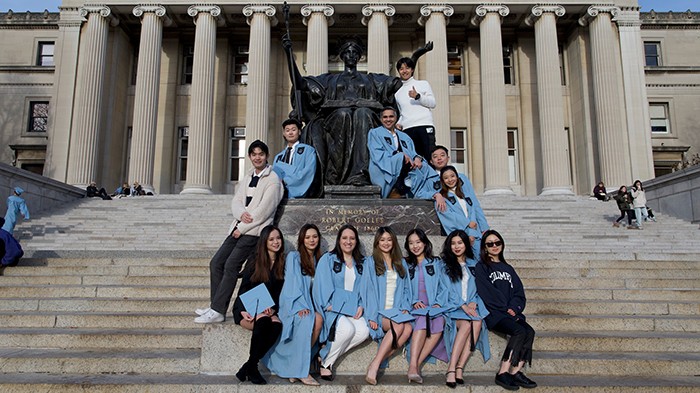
[475, 230, 537, 391]
[593, 181, 610, 201]
[232, 225, 285, 385]
[194, 140, 284, 324]
[112, 182, 131, 198]
[613, 185, 635, 228]
[0, 217, 24, 275]
[86, 181, 112, 200]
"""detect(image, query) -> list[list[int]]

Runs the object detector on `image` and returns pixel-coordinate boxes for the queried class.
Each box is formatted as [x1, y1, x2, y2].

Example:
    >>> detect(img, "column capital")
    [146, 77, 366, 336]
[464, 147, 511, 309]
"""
[188, 5, 223, 26]
[471, 4, 509, 26]
[133, 5, 172, 26]
[525, 4, 565, 26]
[79, 5, 119, 26]
[361, 4, 395, 26]
[418, 4, 454, 26]
[242, 4, 278, 27]
[578, 5, 620, 26]
[301, 4, 334, 26]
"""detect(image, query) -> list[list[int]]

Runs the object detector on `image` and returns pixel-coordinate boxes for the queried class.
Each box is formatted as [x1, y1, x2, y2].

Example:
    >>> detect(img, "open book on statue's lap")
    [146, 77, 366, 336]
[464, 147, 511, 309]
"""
[379, 308, 415, 323]
[330, 289, 359, 316]
[239, 283, 275, 317]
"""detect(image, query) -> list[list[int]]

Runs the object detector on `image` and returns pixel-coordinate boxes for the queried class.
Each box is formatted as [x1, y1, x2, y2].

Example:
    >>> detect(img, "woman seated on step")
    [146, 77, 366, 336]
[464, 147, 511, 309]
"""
[474, 229, 537, 391]
[441, 230, 491, 388]
[312, 224, 372, 381]
[404, 228, 449, 383]
[364, 226, 413, 385]
[264, 224, 323, 386]
[232, 225, 285, 385]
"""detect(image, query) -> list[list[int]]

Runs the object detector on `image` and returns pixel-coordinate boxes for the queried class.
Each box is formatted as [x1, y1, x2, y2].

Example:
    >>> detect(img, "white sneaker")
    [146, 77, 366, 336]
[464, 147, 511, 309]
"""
[194, 309, 224, 324]
[195, 307, 211, 316]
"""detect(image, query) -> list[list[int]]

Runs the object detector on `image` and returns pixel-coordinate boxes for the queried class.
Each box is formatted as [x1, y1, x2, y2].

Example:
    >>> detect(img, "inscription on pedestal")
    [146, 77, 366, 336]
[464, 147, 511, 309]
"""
[276, 199, 441, 236]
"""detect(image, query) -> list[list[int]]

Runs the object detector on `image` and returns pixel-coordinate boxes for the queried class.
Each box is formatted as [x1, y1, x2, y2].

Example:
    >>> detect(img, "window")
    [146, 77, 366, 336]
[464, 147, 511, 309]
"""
[644, 42, 661, 66]
[177, 127, 189, 182]
[447, 45, 463, 85]
[181, 45, 194, 85]
[27, 101, 49, 132]
[450, 129, 467, 164]
[507, 128, 520, 184]
[229, 128, 246, 181]
[649, 103, 670, 133]
[231, 46, 249, 85]
[36, 42, 55, 66]
[503, 44, 514, 85]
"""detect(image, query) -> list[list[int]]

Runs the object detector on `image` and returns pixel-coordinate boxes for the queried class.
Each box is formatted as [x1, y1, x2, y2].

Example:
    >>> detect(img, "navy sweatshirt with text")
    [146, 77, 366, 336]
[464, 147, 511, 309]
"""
[474, 260, 526, 328]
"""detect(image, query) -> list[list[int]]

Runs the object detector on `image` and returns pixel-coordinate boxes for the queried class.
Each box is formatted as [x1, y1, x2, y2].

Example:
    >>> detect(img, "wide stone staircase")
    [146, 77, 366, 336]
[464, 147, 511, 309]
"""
[0, 195, 698, 392]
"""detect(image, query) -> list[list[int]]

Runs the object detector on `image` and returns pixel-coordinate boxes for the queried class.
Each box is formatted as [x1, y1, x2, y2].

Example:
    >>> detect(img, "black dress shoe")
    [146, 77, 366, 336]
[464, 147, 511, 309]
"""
[445, 371, 457, 389]
[495, 372, 520, 391]
[455, 367, 464, 385]
[512, 372, 537, 388]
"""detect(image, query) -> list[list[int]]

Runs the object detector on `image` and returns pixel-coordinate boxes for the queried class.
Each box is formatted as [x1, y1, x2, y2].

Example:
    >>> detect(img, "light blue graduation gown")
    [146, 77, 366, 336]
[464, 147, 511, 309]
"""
[364, 256, 413, 341]
[367, 126, 419, 198]
[312, 252, 372, 361]
[2, 196, 29, 235]
[407, 163, 441, 199]
[443, 260, 491, 362]
[272, 143, 317, 199]
[436, 191, 483, 264]
[264, 251, 316, 378]
[458, 173, 489, 234]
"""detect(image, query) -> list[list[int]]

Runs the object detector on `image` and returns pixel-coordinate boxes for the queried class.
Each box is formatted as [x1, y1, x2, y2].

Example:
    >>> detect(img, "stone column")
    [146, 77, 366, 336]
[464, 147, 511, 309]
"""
[419, 4, 453, 150]
[243, 5, 277, 159]
[361, 5, 394, 74]
[181, 5, 220, 195]
[527, 5, 573, 195]
[128, 5, 170, 194]
[617, 8, 655, 180]
[301, 4, 334, 75]
[472, 4, 514, 195]
[66, 5, 117, 187]
[579, 6, 631, 188]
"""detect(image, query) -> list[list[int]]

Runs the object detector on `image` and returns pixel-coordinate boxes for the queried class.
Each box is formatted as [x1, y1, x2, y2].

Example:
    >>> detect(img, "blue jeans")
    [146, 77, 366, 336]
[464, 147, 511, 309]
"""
[634, 207, 648, 227]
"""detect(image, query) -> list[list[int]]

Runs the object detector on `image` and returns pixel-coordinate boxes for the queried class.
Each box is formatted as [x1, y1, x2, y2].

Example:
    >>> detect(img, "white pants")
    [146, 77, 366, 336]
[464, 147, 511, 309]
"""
[322, 316, 369, 368]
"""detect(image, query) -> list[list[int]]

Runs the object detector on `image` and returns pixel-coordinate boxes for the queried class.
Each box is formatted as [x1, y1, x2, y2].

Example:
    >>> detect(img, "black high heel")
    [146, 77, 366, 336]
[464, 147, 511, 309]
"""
[320, 365, 334, 381]
[445, 371, 457, 388]
[455, 366, 464, 385]
[235, 362, 248, 382]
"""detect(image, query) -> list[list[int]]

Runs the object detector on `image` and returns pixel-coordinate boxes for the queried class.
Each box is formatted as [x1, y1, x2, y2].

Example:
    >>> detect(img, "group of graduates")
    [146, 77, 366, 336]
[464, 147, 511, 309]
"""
[208, 222, 537, 391]
[190, 107, 536, 390]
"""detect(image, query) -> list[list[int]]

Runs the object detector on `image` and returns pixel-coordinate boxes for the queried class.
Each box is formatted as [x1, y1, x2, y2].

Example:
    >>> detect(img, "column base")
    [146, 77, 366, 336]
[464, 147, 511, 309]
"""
[483, 186, 516, 196]
[180, 185, 213, 195]
[539, 186, 575, 196]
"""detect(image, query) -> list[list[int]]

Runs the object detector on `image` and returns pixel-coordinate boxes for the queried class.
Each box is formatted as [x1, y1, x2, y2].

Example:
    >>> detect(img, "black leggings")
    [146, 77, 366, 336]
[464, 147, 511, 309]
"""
[491, 317, 535, 367]
[247, 316, 282, 366]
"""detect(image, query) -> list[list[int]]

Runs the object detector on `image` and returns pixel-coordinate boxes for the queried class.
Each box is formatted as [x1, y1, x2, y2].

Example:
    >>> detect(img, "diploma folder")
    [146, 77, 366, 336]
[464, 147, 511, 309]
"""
[330, 289, 359, 316]
[411, 306, 448, 317]
[379, 308, 415, 323]
[446, 309, 483, 321]
[240, 283, 275, 317]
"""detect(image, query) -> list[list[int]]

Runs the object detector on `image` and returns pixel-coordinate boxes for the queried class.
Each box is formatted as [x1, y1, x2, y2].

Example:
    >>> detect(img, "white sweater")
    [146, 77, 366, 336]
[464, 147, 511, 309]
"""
[395, 77, 436, 129]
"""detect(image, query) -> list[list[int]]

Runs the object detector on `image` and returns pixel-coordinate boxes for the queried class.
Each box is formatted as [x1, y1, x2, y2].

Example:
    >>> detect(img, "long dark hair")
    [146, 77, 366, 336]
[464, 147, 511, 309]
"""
[297, 223, 321, 277]
[372, 226, 406, 278]
[404, 228, 435, 267]
[442, 230, 474, 282]
[439, 166, 465, 199]
[250, 225, 285, 283]
[479, 229, 506, 268]
[330, 224, 364, 266]
[633, 179, 644, 191]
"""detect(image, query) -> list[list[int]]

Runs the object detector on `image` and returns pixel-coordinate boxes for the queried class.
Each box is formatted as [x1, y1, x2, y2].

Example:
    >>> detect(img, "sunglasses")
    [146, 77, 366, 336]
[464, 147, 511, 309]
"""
[485, 241, 503, 248]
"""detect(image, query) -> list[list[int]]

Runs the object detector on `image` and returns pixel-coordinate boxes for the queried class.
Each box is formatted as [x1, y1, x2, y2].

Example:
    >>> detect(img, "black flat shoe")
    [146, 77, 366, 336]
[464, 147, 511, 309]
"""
[495, 372, 519, 391]
[512, 372, 537, 389]
[455, 366, 464, 385]
[445, 371, 457, 388]
[246, 364, 267, 385]
[235, 362, 248, 382]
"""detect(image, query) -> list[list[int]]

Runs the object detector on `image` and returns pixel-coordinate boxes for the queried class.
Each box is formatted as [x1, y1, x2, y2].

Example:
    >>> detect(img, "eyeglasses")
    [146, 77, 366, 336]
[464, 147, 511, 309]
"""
[485, 241, 503, 248]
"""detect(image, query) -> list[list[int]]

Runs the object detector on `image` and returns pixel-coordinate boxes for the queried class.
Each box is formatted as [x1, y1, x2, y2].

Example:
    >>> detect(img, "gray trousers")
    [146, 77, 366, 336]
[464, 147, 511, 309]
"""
[209, 234, 258, 315]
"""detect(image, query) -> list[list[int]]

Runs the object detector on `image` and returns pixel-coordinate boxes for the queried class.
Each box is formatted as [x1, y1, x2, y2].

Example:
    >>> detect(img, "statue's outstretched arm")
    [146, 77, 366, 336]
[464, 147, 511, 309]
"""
[410, 41, 434, 65]
[282, 33, 307, 90]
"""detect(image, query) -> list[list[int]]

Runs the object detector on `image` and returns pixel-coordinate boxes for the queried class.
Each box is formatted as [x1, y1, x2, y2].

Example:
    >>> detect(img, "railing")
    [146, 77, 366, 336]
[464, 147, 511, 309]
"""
[643, 165, 700, 224]
[0, 162, 84, 215]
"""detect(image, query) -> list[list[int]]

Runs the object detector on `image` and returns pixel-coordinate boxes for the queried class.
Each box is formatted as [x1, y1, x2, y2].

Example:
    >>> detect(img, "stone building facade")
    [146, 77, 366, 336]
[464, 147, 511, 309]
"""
[1, 1, 697, 195]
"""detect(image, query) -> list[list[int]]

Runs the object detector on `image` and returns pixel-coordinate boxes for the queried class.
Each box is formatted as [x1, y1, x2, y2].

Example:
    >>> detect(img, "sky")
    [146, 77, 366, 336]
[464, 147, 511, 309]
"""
[2, 0, 698, 13]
